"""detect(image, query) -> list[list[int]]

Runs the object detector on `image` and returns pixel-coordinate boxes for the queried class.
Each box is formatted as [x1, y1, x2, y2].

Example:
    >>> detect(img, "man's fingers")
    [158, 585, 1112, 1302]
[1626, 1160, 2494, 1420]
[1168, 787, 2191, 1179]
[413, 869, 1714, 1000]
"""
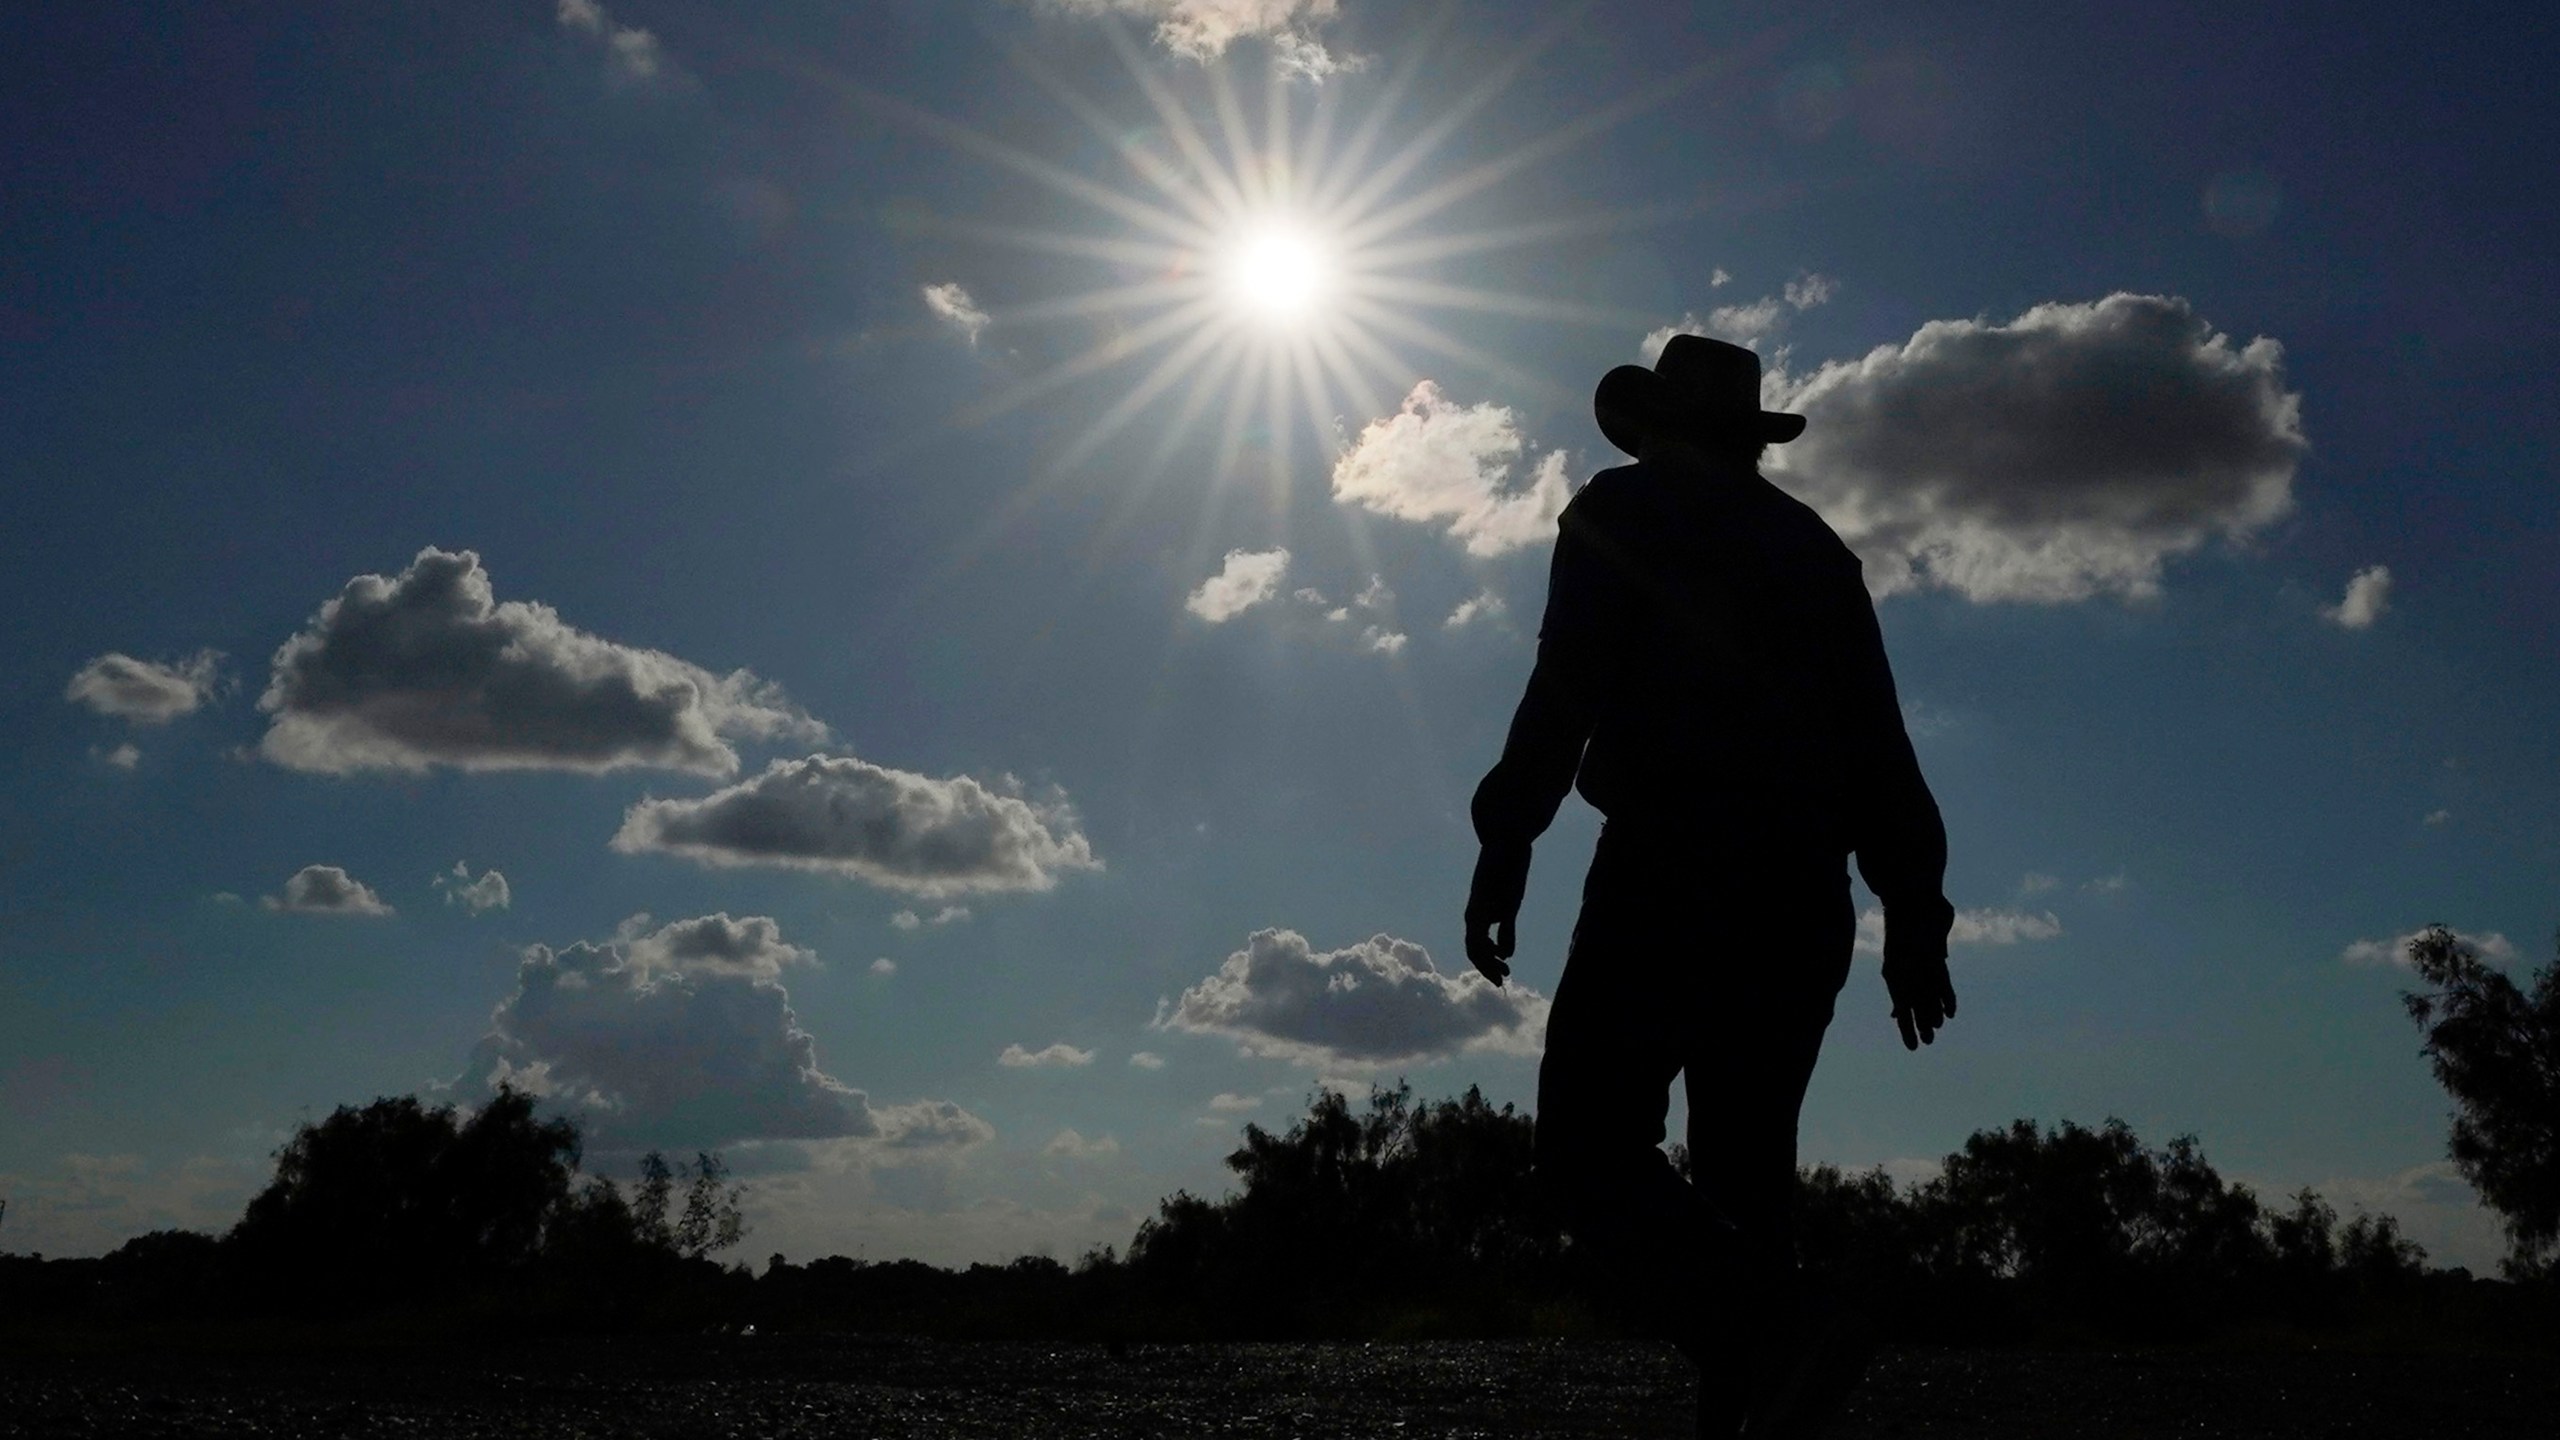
[1493, 919, 1517, 960]
[1892, 1005, 1918, 1051]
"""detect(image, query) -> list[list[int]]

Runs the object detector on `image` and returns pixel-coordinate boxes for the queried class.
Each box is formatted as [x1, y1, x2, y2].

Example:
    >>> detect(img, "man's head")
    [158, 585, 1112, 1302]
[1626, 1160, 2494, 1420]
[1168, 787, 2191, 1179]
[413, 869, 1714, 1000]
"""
[1595, 335, 1804, 467]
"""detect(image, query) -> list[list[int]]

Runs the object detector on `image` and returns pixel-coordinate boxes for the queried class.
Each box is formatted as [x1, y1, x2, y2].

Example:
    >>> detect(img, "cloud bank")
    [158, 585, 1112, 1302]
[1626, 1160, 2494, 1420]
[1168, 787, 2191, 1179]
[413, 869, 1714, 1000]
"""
[613, 753, 1100, 898]
[1159, 928, 1548, 1069]
[456, 914, 984, 1152]
[258, 548, 822, 778]
[1331, 382, 1574, 556]
[1763, 293, 2306, 602]
[260, 864, 394, 917]
[65, 650, 224, 724]
[1186, 547, 1291, 622]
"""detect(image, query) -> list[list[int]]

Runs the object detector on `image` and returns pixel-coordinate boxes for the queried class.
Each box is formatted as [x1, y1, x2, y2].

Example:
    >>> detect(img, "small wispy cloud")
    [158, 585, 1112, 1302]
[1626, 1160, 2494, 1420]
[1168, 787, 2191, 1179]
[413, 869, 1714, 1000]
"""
[1444, 590, 1507, 629]
[262, 864, 394, 918]
[999, 1042, 1097, 1069]
[890, 905, 973, 931]
[1128, 1051, 1167, 1070]
[2323, 564, 2392, 630]
[66, 650, 224, 725]
[922, 281, 991, 347]
[555, 0, 675, 87]
[435, 861, 511, 915]
[1044, 1128, 1120, 1160]
[2341, 927, 2516, 969]
[1185, 547, 1291, 622]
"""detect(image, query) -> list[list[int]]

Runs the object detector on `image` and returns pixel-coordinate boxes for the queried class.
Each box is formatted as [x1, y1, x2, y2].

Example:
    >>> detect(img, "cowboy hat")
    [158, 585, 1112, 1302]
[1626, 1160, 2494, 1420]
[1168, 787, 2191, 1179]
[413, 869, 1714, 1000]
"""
[1594, 333, 1805, 457]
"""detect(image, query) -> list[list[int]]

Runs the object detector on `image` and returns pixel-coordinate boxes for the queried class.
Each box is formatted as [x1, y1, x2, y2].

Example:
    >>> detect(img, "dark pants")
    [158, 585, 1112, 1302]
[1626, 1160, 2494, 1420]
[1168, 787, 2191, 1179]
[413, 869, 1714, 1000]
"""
[1534, 825, 1855, 1386]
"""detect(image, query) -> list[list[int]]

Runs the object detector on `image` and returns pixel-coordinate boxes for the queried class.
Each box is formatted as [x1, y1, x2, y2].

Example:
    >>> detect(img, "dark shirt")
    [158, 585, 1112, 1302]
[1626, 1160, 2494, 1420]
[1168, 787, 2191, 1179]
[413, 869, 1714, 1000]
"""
[1470, 459, 1947, 909]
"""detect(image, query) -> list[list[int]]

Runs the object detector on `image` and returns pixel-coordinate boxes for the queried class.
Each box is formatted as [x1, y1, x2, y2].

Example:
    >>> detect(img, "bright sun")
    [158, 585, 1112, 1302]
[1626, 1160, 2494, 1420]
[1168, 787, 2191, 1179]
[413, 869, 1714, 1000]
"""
[1223, 222, 1330, 323]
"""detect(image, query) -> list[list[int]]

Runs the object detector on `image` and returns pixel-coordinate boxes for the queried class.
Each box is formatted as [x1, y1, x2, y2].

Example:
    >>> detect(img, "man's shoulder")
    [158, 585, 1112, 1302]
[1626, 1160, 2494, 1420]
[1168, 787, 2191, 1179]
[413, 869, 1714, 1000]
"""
[1747, 473, 1864, 573]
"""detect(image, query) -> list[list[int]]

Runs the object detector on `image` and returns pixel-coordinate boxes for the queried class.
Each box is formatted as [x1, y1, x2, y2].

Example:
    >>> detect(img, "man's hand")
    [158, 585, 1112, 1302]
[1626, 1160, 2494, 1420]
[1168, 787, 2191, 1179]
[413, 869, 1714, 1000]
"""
[1464, 842, 1531, 987]
[1880, 897, 1958, 1050]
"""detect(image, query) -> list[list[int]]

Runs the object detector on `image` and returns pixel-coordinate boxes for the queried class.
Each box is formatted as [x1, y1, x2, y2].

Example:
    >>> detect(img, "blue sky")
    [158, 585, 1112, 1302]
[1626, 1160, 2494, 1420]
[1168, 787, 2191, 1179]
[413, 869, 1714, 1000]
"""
[4, 0, 2554, 1270]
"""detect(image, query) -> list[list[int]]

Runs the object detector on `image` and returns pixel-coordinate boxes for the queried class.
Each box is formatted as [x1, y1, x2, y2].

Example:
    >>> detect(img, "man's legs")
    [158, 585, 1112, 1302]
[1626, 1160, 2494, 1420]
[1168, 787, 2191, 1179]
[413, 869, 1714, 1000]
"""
[1533, 830, 1854, 1433]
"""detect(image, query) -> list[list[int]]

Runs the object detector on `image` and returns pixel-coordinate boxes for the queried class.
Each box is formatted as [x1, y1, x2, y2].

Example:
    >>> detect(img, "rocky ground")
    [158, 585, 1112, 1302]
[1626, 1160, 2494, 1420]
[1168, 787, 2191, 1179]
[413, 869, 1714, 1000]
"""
[2, 1335, 2550, 1438]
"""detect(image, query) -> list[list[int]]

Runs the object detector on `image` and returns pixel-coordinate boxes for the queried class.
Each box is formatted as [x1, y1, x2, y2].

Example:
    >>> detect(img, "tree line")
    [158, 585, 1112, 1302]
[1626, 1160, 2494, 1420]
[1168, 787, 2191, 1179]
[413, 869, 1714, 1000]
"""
[3, 922, 2552, 1344]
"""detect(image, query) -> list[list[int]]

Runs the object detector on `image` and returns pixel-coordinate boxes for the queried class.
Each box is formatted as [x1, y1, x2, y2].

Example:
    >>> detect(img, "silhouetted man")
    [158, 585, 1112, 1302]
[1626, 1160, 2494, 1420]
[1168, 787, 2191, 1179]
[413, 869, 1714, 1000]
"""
[1464, 335, 1956, 1437]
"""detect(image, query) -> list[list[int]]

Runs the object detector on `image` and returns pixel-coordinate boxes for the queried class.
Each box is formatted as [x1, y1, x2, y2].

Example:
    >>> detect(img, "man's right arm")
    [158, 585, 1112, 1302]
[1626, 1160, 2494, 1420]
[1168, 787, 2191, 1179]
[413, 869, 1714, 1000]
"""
[1463, 493, 1619, 984]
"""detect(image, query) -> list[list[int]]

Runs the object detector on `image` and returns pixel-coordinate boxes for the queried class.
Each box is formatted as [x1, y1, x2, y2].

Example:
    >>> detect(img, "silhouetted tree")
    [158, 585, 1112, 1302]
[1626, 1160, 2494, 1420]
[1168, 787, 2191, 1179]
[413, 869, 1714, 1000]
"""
[228, 1087, 580, 1306]
[2403, 923, 2560, 1280]
[675, 1151, 746, 1260]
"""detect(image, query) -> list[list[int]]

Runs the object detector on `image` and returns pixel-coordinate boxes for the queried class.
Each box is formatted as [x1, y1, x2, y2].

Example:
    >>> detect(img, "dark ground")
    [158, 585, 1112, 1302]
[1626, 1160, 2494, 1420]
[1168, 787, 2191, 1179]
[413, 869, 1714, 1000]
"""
[2, 1335, 2551, 1438]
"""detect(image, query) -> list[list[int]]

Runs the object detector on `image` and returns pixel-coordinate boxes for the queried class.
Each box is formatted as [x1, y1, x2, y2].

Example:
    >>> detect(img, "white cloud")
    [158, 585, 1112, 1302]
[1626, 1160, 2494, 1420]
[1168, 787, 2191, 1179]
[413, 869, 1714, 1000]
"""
[1128, 1051, 1167, 1070]
[1444, 590, 1507, 629]
[261, 864, 394, 917]
[2340, 927, 2517, 969]
[1784, 272, 1840, 309]
[613, 753, 1101, 898]
[999, 1042, 1097, 1068]
[1358, 625, 1408, 656]
[2424, 809, 2453, 827]
[1185, 547, 1291, 622]
[1354, 575, 1394, 613]
[1046, 0, 1352, 79]
[1208, 1091, 1262, 1111]
[1854, 906, 2061, 955]
[2019, 872, 2060, 896]
[556, 0, 670, 86]
[454, 914, 982, 1152]
[94, 743, 142, 770]
[1763, 293, 2306, 602]
[1710, 268, 1733, 288]
[435, 861, 511, 915]
[1159, 928, 1550, 1070]
[869, 956, 898, 976]
[258, 548, 823, 778]
[890, 905, 973, 931]
[921, 281, 991, 347]
[2083, 871, 2132, 895]
[1331, 382, 1575, 556]
[2324, 564, 2392, 629]
[65, 650, 223, 724]
[1044, 1128, 1121, 1160]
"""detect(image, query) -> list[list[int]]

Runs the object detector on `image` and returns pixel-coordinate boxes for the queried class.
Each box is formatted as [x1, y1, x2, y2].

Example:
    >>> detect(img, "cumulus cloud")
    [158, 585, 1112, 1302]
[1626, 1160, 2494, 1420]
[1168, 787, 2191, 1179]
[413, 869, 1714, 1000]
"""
[613, 753, 1100, 898]
[1158, 928, 1549, 1070]
[890, 905, 973, 931]
[1331, 382, 1575, 556]
[1444, 590, 1507, 629]
[1762, 293, 2306, 602]
[1855, 906, 2061, 954]
[261, 864, 394, 917]
[922, 281, 991, 347]
[1208, 1091, 1262, 1111]
[2324, 564, 2392, 630]
[1045, 1128, 1120, 1160]
[65, 650, 224, 724]
[1128, 1051, 1167, 1070]
[556, 0, 672, 86]
[455, 914, 982, 1152]
[1185, 547, 1291, 622]
[1047, 0, 1353, 79]
[2340, 927, 2517, 969]
[869, 956, 898, 975]
[999, 1042, 1097, 1068]
[258, 548, 822, 778]
[435, 861, 511, 915]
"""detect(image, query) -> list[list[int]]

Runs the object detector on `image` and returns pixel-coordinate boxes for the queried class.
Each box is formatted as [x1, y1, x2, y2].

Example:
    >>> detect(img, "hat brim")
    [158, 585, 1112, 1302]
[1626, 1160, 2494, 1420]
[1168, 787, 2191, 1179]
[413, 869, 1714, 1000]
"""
[1595, 364, 1805, 458]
